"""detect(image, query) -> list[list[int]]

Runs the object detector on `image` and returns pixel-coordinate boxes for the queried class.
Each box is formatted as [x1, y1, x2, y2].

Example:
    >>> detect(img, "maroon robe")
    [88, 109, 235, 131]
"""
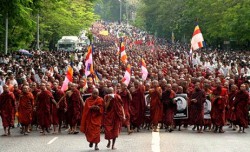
[130, 86, 145, 127]
[31, 88, 40, 125]
[0, 92, 16, 127]
[162, 90, 176, 126]
[234, 90, 249, 128]
[118, 90, 131, 126]
[66, 89, 81, 127]
[211, 87, 228, 126]
[80, 96, 104, 143]
[51, 89, 65, 125]
[190, 88, 206, 125]
[13, 89, 21, 125]
[52, 89, 65, 125]
[149, 87, 162, 126]
[103, 94, 124, 140]
[36, 90, 54, 128]
[226, 91, 237, 121]
[18, 92, 34, 125]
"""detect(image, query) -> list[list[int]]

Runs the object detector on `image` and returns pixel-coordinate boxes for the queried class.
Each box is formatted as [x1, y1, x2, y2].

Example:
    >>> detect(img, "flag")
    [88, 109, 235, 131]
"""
[85, 45, 94, 77]
[141, 58, 148, 81]
[122, 64, 131, 86]
[99, 30, 109, 36]
[120, 42, 128, 63]
[61, 65, 73, 92]
[191, 25, 205, 51]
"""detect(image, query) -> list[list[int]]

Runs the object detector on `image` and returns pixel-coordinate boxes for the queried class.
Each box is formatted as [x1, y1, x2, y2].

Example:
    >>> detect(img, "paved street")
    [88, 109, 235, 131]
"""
[0, 118, 250, 152]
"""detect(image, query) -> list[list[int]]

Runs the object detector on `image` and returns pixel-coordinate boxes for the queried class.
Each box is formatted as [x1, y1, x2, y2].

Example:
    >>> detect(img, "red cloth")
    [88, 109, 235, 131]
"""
[149, 87, 162, 126]
[52, 89, 65, 125]
[37, 90, 54, 128]
[190, 89, 206, 125]
[162, 90, 176, 126]
[234, 90, 249, 128]
[211, 87, 228, 126]
[31, 88, 40, 125]
[103, 94, 124, 140]
[66, 89, 81, 127]
[0, 92, 16, 127]
[118, 90, 131, 126]
[226, 91, 237, 121]
[130, 86, 145, 127]
[80, 96, 103, 143]
[18, 92, 34, 125]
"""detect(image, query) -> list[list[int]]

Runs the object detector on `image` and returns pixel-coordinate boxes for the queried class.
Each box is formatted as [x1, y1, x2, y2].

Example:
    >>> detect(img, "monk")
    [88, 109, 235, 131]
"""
[52, 82, 66, 133]
[161, 81, 176, 132]
[118, 83, 133, 134]
[190, 82, 206, 133]
[103, 87, 125, 150]
[80, 89, 104, 151]
[211, 80, 228, 133]
[227, 85, 237, 130]
[149, 80, 162, 132]
[36, 83, 58, 135]
[18, 85, 34, 135]
[59, 83, 84, 134]
[13, 84, 21, 128]
[130, 80, 145, 131]
[233, 84, 249, 133]
[0, 85, 16, 136]
[30, 82, 40, 129]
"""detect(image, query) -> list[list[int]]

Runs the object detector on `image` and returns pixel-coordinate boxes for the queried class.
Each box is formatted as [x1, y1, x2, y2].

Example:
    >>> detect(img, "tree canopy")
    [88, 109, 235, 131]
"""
[134, 0, 250, 48]
[0, 0, 98, 52]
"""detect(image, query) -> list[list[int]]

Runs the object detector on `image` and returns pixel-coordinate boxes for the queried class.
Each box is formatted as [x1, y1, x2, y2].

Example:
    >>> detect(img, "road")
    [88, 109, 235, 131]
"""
[0, 119, 250, 152]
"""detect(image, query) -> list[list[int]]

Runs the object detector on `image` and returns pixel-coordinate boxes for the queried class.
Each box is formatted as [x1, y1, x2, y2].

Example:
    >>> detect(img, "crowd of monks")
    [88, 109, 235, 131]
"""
[0, 21, 250, 150]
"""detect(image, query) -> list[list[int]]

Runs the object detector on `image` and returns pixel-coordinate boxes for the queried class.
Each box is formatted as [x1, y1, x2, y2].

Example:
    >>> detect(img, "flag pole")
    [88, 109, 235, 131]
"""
[118, 37, 122, 84]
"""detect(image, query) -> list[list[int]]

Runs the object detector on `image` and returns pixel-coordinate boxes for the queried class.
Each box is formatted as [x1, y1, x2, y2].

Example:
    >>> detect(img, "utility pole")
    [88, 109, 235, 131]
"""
[37, 13, 40, 50]
[5, 13, 8, 55]
[119, 0, 122, 24]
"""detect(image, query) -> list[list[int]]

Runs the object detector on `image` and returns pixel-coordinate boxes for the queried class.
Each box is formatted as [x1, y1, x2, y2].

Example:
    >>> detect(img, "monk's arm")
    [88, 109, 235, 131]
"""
[104, 97, 111, 111]
[80, 95, 85, 107]
[58, 93, 66, 105]
[127, 89, 132, 101]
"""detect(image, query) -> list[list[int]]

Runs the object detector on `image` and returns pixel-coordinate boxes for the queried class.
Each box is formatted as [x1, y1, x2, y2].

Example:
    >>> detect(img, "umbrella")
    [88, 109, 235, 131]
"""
[18, 49, 33, 56]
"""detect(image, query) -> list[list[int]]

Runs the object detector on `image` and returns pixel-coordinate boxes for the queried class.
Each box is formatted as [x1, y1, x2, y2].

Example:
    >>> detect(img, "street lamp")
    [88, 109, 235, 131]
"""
[119, 0, 122, 24]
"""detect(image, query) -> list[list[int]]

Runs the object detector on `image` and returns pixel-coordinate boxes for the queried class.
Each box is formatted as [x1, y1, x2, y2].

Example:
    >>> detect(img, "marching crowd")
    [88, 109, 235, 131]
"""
[0, 21, 250, 150]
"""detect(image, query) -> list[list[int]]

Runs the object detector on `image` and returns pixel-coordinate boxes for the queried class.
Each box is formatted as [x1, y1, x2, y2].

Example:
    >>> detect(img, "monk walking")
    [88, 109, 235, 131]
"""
[80, 89, 104, 150]
[59, 83, 84, 134]
[233, 84, 249, 133]
[18, 85, 34, 135]
[149, 80, 162, 132]
[190, 82, 206, 133]
[118, 83, 133, 134]
[130, 80, 145, 131]
[103, 87, 125, 150]
[212, 80, 228, 133]
[161, 82, 176, 132]
[36, 83, 58, 135]
[0, 85, 16, 136]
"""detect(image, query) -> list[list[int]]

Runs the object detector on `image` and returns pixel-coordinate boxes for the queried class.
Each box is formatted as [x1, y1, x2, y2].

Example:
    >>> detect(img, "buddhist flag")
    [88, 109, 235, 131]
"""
[141, 59, 148, 81]
[61, 65, 73, 92]
[120, 42, 128, 64]
[191, 25, 205, 51]
[85, 45, 94, 77]
[122, 64, 131, 86]
[99, 30, 109, 36]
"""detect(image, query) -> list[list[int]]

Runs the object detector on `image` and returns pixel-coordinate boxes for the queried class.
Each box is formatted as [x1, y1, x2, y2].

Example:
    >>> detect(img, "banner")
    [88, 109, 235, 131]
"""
[82, 94, 91, 101]
[174, 94, 188, 119]
[204, 99, 212, 119]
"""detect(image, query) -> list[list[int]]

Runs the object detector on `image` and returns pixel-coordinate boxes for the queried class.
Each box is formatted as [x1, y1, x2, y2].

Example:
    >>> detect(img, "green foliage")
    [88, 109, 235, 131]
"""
[0, 0, 98, 52]
[135, 0, 250, 48]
